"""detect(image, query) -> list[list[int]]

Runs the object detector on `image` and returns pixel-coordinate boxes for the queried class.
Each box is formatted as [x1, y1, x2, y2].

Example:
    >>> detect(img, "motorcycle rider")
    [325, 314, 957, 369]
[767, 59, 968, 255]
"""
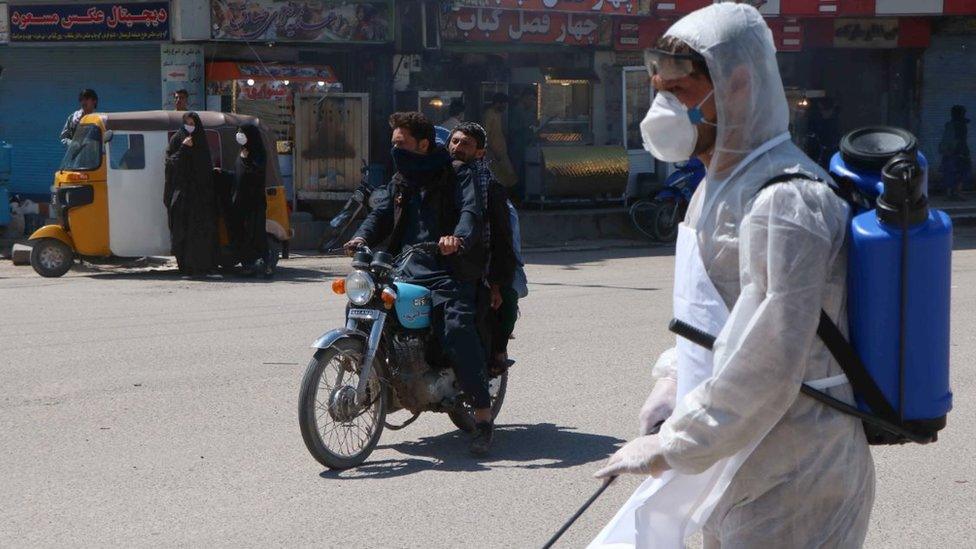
[344, 112, 495, 454]
[447, 122, 520, 376]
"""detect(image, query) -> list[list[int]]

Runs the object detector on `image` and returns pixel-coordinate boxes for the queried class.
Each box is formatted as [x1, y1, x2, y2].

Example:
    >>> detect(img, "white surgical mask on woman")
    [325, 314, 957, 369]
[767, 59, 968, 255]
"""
[235, 132, 248, 146]
[183, 124, 196, 134]
[640, 90, 714, 163]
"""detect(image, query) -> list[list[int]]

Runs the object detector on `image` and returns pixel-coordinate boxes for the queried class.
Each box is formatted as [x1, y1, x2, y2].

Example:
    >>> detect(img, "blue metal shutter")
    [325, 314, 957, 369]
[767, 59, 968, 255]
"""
[919, 34, 976, 170]
[0, 45, 161, 198]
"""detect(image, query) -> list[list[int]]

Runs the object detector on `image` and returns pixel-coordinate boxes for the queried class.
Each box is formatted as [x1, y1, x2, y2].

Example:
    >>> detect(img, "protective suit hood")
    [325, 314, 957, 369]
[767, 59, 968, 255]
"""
[664, 3, 789, 180]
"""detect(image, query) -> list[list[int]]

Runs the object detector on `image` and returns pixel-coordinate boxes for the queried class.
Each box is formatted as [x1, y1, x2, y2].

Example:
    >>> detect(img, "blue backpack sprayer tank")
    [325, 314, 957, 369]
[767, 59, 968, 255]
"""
[830, 127, 952, 444]
[669, 126, 952, 445]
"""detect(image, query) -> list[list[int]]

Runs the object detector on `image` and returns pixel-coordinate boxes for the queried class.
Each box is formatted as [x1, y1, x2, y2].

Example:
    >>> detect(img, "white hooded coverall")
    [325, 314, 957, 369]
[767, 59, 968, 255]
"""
[594, 4, 875, 548]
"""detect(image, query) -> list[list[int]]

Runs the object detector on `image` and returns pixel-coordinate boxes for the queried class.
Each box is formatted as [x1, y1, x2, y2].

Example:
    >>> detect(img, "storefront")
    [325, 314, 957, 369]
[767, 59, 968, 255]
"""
[206, 0, 395, 207]
[0, 1, 169, 200]
[420, 1, 648, 204]
[919, 18, 976, 168]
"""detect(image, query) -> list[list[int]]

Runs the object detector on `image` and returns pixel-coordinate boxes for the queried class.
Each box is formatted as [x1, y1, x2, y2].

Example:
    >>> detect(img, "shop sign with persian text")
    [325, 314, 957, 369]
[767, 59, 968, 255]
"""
[8, 2, 169, 42]
[442, 8, 610, 46]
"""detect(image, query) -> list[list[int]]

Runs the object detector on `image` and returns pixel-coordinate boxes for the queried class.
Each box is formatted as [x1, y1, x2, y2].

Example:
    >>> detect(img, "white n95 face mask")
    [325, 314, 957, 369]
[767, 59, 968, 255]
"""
[640, 91, 709, 163]
[235, 132, 248, 146]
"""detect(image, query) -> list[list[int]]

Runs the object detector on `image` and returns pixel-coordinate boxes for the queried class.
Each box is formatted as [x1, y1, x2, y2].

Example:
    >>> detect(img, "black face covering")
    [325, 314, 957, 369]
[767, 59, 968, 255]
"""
[391, 146, 451, 186]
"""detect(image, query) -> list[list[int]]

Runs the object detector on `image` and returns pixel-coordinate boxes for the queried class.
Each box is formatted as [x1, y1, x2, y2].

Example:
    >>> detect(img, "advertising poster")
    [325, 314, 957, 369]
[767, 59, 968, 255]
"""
[161, 44, 205, 110]
[211, 0, 391, 43]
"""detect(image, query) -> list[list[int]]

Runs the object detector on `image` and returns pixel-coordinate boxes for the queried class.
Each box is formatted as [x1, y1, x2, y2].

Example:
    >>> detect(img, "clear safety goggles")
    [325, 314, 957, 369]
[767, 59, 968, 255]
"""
[643, 49, 698, 80]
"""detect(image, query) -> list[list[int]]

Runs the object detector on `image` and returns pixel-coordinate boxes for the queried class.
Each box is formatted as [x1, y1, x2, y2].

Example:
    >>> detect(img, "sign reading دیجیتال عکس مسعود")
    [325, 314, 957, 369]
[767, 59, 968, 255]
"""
[7, 2, 169, 42]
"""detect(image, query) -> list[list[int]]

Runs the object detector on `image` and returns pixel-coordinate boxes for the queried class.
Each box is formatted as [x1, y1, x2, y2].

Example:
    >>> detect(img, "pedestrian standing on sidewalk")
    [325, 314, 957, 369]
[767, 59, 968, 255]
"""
[440, 99, 465, 132]
[60, 89, 98, 147]
[173, 89, 190, 112]
[939, 105, 971, 201]
[483, 93, 517, 189]
[164, 112, 221, 278]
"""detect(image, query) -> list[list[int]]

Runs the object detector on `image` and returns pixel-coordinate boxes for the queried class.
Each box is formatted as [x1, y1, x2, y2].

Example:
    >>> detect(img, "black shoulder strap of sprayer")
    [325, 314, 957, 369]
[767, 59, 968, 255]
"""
[754, 174, 928, 442]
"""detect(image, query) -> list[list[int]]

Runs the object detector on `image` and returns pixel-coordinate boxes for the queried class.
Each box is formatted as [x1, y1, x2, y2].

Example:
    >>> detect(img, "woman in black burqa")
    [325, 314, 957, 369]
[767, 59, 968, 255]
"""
[228, 125, 270, 276]
[164, 112, 220, 276]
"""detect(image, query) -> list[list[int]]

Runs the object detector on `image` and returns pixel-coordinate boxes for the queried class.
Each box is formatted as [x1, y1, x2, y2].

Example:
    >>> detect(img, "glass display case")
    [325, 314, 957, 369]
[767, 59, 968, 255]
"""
[538, 79, 592, 143]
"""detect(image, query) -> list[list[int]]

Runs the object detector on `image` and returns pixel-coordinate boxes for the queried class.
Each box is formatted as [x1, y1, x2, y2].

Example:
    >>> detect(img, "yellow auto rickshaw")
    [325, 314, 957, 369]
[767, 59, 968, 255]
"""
[29, 111, 292, 277]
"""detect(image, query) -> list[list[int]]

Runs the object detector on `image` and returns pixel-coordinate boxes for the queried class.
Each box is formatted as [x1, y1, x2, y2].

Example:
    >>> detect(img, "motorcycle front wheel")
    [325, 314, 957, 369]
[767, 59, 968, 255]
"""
[649, 200, 680, 242]
[298, 338, 387, 470]
[448, 370, 508, 432]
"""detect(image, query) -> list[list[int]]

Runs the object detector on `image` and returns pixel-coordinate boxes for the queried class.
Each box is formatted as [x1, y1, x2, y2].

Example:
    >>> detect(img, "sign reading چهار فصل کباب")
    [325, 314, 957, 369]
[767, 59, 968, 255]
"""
[7, 2, 168, 42]
[442, 7, 610, 46]
[210, 0, 391, 43]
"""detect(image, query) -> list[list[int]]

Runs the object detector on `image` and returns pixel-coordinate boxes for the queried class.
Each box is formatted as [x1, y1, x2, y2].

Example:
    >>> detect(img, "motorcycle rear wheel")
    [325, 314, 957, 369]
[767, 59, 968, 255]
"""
[448, 371, 508, 433]
[299, 339, 387, 470]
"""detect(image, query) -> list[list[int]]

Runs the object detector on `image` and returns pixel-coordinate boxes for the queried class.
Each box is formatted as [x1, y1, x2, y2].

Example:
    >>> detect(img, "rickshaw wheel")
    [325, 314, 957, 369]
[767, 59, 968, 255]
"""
[264, 235, 282, 277]
[30, 238, 74, 278]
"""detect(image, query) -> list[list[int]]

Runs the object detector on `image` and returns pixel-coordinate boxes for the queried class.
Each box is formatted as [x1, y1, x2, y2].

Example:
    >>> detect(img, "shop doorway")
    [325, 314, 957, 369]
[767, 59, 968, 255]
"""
[294, 93, 371, 203]
[622, 66, 655, 199]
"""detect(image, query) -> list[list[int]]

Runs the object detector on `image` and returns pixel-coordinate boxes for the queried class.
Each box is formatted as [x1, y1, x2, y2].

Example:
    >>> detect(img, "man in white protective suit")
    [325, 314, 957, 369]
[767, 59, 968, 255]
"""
[590, 3, 875, 548]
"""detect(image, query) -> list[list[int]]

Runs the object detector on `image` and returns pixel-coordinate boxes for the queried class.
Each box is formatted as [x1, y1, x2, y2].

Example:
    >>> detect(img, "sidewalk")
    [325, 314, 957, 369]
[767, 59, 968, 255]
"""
[5, 191, 975, 260]
[929, 191, 976, 223]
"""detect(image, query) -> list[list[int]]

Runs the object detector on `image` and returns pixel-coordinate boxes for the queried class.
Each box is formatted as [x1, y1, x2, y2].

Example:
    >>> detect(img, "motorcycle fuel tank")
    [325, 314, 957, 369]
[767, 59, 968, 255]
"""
[394, 281, 432, 329]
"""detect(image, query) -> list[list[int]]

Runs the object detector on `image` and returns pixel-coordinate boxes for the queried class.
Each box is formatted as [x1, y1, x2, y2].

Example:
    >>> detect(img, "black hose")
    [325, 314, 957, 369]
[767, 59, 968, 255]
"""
[542, 477, 617, 549]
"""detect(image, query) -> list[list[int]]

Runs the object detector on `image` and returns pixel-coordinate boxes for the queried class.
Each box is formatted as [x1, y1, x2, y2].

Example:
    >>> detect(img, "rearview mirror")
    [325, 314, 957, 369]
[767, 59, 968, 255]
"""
[103, 130, 114, 143]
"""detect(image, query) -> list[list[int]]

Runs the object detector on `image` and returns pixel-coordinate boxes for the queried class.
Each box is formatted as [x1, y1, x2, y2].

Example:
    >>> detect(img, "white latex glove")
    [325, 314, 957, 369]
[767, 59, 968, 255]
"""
[594, 435, 671, 479]
[639, 377, 677, 436]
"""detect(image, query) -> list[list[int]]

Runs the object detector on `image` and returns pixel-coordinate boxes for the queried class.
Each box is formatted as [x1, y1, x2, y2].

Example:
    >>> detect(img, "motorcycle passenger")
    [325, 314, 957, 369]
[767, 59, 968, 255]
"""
[344, 112, 495, 454]
[447, 123, 521, 376]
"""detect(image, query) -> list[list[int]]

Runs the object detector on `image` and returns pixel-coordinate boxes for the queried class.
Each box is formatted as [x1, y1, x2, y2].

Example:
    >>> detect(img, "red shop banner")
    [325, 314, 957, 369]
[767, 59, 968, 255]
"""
[767, 17, 803, 51]
[613, 17, 668, 50]
[613, 16, 800, 52]
[441, 8, 612, 45]
[649, 0, 709, 16]
[452, 0, 648, 16]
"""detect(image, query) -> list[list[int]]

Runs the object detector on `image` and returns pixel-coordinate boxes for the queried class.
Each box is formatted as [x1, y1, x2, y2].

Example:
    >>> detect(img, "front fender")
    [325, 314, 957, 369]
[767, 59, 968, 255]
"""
[654, 189, 680, 202]
[29, 225, 75, 250]
[311, 327, 369, 350]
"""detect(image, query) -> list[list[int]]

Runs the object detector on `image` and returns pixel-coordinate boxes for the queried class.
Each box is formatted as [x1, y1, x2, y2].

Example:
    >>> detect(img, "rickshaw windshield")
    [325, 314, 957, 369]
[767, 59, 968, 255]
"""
[60, 124, 102, 171]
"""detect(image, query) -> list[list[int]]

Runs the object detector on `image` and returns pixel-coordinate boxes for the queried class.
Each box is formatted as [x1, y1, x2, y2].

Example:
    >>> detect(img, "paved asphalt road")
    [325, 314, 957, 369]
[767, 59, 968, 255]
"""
[2, 230, 975, 548]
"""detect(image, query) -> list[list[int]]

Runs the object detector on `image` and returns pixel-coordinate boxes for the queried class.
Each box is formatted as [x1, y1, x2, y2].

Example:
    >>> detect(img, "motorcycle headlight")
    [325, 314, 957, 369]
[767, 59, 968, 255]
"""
[345, 270, 375, 306]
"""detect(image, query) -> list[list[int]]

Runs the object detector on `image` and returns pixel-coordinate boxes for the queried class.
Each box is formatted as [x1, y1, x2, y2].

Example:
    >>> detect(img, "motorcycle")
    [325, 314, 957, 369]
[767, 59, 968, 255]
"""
[298, 243, 508, 470]
[317, 160, 385, 253]
[629, 158, 705, 242]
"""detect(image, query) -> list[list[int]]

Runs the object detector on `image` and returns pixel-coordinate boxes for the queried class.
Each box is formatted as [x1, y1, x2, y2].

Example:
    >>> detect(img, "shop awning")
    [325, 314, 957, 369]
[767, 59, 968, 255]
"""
[206, 62, 339, 83]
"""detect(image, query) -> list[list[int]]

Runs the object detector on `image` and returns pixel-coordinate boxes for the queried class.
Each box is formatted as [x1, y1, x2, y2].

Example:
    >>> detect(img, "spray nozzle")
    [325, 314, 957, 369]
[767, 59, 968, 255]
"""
[878, 153, 927, 226]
